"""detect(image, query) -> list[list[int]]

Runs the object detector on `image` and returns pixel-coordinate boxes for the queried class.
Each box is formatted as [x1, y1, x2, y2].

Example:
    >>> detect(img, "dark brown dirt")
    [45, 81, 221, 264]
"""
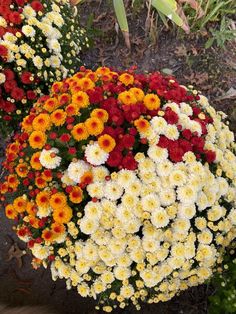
[0, 1, 235, 313]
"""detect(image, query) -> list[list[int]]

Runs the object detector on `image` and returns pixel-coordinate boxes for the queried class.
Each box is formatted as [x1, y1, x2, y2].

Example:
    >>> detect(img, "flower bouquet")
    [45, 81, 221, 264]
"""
[0, 0, 88, 136]
[1, 67, 236, 312]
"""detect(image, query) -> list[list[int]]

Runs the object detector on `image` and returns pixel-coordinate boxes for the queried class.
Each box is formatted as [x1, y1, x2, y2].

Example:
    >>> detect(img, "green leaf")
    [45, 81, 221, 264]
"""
[113, 0, 129, 32]
[151, 0, 183, 27]
[205, 37, 215, 49]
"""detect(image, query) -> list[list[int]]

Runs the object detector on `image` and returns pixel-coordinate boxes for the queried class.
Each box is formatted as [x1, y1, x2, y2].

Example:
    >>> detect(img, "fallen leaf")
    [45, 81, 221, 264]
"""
[5, 243, 26, 268]
[216, 87, 236, 101]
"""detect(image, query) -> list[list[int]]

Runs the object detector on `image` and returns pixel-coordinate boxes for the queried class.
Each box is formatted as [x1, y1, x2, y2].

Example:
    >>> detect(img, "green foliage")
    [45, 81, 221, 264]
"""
[209, 246, 236, 314]
[205, 17, 236, 49]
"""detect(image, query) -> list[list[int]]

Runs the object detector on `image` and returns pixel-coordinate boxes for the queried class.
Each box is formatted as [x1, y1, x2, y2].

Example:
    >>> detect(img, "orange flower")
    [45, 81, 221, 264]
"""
[143, 94, 161, 110]
[65, 103, 79, 116]
[119, 73, 134, 86]
[13, 196, 27, 213]
[35, 176, 47, 189]
[51, 81, 63, 94]
[134, 117, 150, 133]
[44, 97, 59, 112]
[15, 163, 29, 178]
[130, 88, 145, 102]
[0, 182, 8, 194]
[69, 186, 83, 204]
[7, 174, 19, 189]
[8, 142, 20, 154]
[118, 91, 137, 105]
[96, 67, 111, 76]
[98, 134, 116, 153]
[91, 109, 109, 123]
[85, 117, 104, 136]
[22, 115, 34, 133]
[28, 215, 40, 228]
[71, 123, 89, 141]
[51, 222, 65, 235]
[72, 91, 89, 108]
[5, 204, 18, 220]
[32, 113, 51, 132]
[30, 152, 42, 170]
[85, 71, 98, 82]
[29, 131, 47, 149]
[36, 191, 51, 208]
[41, 169, 53, 182]
[26, 201, 36, 216]
[80, 171, 93, 185]
[51, 109, 67, 126]
[58, 93, 71, 106]
[42, 229, 55, 243]
[53, 205, 72, 224]
[50, 192, 67, 210]
[77, 78, 95, 91]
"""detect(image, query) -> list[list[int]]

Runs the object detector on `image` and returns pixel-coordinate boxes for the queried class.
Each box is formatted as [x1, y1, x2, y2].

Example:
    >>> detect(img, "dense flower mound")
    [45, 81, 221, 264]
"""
[0, 0, 88, 136]
[1, 67, 236, 312]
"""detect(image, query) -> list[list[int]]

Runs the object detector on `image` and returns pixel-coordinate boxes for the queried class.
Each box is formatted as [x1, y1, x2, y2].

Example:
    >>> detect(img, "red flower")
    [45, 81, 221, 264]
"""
[31, 0, 44, 11]
[0, 44, 8, 57]
[158, 136, 171, 149]
[21, 71, 33, 84]
[27, 90, 37, 100]
[120, 134, 135, 149]
[205, 150, 216, 163]
[169, 145, 185, 163]
[60, 133, 71, 142]
[107, 150, 123, 167]
[11, 87, 25, 101]
[9, 11, 22, 24]
[182, 129, 192, 140]
[164, 108, 179, 124]
[122, 154, 137, 170]
[3, 68, 15, 80]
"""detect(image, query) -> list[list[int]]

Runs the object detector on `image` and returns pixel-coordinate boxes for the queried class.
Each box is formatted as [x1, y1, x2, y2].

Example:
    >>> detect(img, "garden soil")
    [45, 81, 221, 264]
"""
[0, 1, 235, 313]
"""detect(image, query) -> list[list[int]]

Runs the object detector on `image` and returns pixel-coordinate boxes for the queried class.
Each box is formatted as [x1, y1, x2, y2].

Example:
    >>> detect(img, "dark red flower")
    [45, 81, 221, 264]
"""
[205, 150, 216, 163]
[60, 133, 71, 142]
[21, 71, 33, 84]
[164, 108, 179, 124]
[11, 87, 25, 101]
[120, 134, 135, 149]
[122, 154, 137, 170]
[31, 0, 44, 11]
[107, 150, 123, 167]
[9, 11, 22, 24]
[0, 44, 8, 58]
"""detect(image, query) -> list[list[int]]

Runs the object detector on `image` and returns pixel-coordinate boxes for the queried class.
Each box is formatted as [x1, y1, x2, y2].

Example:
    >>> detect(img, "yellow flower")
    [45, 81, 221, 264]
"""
[5, 204, 18, 220]
[13, 196, 27, 213]
[53, 205, 73, 224]
[71, 91, 89, 108]
[143, 94, 160, 110]
[119, 73, 134, 86]
[91, 109, 109, 123]
[118, 91, 137, 105]
[50, 192, 67, 210]
[85, 117, 104, 136]
[32, 113, 51, 132]
[130, 88, 145, 102]
[98, 134, 116, 153]
[71, 123, 89, 141]
[30, 152, 42, 170]
[51, 109, 67, 126]
[29, 131, 47, 149]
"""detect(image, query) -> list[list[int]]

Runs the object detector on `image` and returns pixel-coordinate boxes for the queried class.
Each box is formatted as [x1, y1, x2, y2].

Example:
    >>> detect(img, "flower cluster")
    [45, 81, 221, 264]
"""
[0, 0, 88, 136]
[1, 67, 236, 312]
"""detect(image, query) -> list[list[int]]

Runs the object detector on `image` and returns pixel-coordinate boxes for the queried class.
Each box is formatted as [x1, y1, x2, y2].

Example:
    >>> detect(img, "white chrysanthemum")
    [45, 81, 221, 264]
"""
[142, 237, 159, 252]
[138, 157, 156, 173]
[87, 182, 105, 199]
[104, 181, 124, 201]
[169, 170, 187, 187]
[50, 55, 61, 68]
[151, 208, 170, 228]
[33, 56, 43, 69]
[117, 169, 137, 188]
[84, 202, 103, 220]
[39, 148, 61, 169]
[3, 32, 17, 43]
[140, 269, 162, 287]
[159, 188, 176, 206]
[67, 160, 90, 183]
[0, 73, 6, 84]
[83, 242, 98, 261]
[120, 285, 135, 299]
[0, 17, 7, 28]
[189, 121, 202, 136]
[148, 145, 168, 162]
[108, 238, 126, 257]
[123, 218, 141, 234]
[141, 193, 160, 212]
[164, 102, 181, 114]
[177, 185, 198, 204]
[80, 218, 99, 235]
[85, 143, 108, 166]
[116, 205, 134, 222]
[22, 25, 36, 37]
[47, 38, 61, 53]
[114, 266, 131, 280]
[23, 5, 36, 18]
[61, 170, 77, 186]
[125, 179, 142, 196]
[37, 206, 52, 219]
[178, 204, 196, 219]
[207, 205, 224, 222]
[92, 166, 109, 182]
[150, 116, 167, 134]
[197, 228, 213, 244]
[31, 244, 50, 260]
[165, 125, 179, 140]
[180, 102, 193, 116]
[156, 160, 173, 177]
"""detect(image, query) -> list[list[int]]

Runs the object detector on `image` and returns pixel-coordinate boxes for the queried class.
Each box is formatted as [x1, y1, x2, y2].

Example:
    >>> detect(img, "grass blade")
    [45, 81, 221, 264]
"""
[113, 0, 131, 49]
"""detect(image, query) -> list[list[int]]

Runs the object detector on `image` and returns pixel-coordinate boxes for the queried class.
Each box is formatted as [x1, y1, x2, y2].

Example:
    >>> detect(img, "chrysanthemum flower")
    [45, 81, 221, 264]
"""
[76, 78, 95, 91]
[118, 91, 137, 105]
[69, 186, 83, 204]
[91, 109, 109, 123]
[85, 143, 109, 166]
[22, 115, 34, 133]
[51, 109, 67, 126]
[98, 134, 116, 153]
[15, 162, 29, 178]
[32, 113, 51, 131]
[29, 130, 47, 149]
[51, 222, 65, 236]
[85, 117, 104, 136]
[36, 191, 51, 208]
[95, 67, 111, 76]
[39, 148, 61, 169]
[35, 176, 47, 189]
[119, 73, 134, 86]
[65, 103, 79, 116]
[71, 123, 89, 141]
[13, 196, 27, 213]
[30, 152, 42, 170]
[67, 160, 90, 183]
[26, 201, 36, 216]
[7, 174, 19, 189]
[129, 88, 145, 102]
[44, 97, 59, 112]
[5, 204, 18, 220]
[134, 118, 150, 133]
[53, 205, 72, 224]
[50, 192, 67, 210]
[80, 171, 93, 185]
[72, 91, 90, 108]
[143, 94, 161, 110]
[42, 229, 55, 243]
